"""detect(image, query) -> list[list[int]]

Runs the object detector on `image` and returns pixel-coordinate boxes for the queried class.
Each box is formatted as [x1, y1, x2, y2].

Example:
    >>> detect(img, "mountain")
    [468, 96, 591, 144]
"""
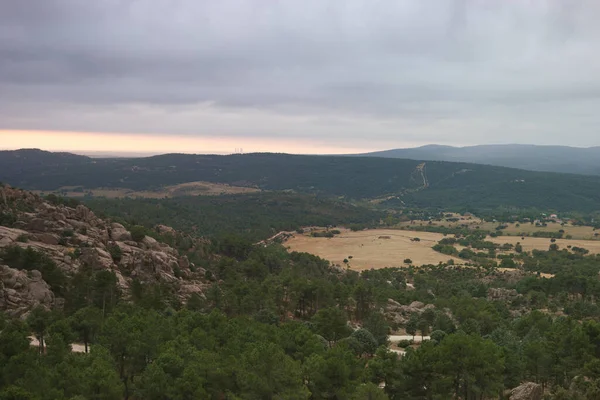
[0, 148, 91, 166]
[356, 144, 600, 176]
[2, 149, 600, 212]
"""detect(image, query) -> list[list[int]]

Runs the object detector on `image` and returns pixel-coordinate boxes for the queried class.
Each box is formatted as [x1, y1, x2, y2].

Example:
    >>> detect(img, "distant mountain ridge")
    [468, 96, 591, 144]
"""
[3, 148, 600, 212]
[355, 144, 600, 176]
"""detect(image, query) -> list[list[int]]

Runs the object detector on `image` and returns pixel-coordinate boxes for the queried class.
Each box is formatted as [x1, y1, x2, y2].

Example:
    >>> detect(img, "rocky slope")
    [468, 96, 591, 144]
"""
[0, 184, 208, 317]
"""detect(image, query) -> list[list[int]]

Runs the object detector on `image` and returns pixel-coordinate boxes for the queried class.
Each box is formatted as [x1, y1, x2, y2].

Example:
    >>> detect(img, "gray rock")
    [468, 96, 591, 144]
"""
[35, 233, 60, 245]
[27, 218, 48, 232]
[509, 382, 543, 400]
[142, 235, 160, 250]
[79, 248, 115, 270]
[110, 223, 132, 241]
[0, 265, 54, 317]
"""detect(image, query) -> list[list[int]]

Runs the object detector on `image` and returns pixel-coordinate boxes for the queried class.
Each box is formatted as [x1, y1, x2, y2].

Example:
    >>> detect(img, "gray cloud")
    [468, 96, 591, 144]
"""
[1, 0, 600, 148]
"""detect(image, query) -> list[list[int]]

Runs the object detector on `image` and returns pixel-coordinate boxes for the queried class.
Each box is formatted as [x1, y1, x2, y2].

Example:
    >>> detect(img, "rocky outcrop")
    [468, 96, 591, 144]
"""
[109, 223, 132, 241]
[0, 265, 54, 317]
[384, 299, 436, 325]
[488, 288, 522, 302]
[508, 382, 543, 400]
[156, 224, 177, 236]
[0, 184, 208, 316]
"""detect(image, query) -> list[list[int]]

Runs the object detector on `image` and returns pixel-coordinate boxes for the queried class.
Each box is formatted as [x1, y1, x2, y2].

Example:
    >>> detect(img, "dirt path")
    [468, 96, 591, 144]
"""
[389, 335, 430, 342]
[29, 336, 87, 353]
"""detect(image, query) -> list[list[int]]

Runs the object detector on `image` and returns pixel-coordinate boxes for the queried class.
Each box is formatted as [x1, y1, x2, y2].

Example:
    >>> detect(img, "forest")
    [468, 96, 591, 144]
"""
[4, 228, 600, 399]
[3, 177, 600, 398]
[3, 149, 600, 212]
[84, 192, 383, 241]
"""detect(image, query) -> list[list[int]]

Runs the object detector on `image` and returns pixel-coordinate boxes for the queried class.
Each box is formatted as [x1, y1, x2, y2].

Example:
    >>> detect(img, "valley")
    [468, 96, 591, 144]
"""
[4, 150, 600, 399]
[5, 3, 600, 397]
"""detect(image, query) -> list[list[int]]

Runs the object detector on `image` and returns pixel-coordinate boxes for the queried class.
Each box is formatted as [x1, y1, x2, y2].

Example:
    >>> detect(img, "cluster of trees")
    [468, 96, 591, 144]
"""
[85, 193, 382, 241]
[6, 241, 600, 398]
[431, 232, 512, 266]
[13, 303, 600, 400]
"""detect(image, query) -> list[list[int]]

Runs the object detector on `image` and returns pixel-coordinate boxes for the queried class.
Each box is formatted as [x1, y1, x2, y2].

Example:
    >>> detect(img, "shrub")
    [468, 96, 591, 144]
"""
[0, 211, 17, 227]
[430, 330, 447, 343]
[350, 328, 378, 356]
[0, 246, 67, 296]
[404, 258, 412, 264]
[107, 243, 123, 262]
[130, 225, 147, 242]
[311, 231, 334, 238]
[61, 229, 74, 237]
[173, 265, 183, 279]
[397, 339, 413, 348]
[16, 234, 29, 243]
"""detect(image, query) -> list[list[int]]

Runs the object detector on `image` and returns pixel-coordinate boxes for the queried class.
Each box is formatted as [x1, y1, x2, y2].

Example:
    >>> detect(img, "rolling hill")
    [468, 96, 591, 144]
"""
[2, 149, 600, 213]
[357, 144, 600, 176]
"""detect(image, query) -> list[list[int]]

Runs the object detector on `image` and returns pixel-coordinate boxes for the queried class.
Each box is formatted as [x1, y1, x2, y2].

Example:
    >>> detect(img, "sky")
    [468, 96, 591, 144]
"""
[1, 0, 600, 154]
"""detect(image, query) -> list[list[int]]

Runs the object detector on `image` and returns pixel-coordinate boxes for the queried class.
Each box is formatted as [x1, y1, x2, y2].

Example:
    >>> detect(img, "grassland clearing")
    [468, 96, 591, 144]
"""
[398, 218, 599, 240]
[285, 225, 600, 272]
[488, 235, 600, 254]
[285, 229, 462, 270]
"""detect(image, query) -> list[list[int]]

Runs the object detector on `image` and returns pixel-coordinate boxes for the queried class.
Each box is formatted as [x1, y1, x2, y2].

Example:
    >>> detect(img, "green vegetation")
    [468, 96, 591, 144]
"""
[4, 230, 600, 398]
[0, 246, 69, 297]
[85, 192, 382, 240]
[6, 160, 600, 398]
[4, 150, 600, 212]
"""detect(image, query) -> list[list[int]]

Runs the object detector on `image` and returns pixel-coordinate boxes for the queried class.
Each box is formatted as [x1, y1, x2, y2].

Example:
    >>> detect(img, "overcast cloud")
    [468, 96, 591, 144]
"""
[1, 0, 600, 150]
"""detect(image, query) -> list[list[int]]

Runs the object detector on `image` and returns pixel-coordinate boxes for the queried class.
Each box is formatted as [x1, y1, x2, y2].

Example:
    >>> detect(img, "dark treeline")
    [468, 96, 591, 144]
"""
[84, 192, 383, 241]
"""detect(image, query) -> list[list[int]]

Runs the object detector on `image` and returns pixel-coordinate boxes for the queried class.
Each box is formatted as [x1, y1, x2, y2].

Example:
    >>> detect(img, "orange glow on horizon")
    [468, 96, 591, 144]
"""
[0, 130, 377, 155]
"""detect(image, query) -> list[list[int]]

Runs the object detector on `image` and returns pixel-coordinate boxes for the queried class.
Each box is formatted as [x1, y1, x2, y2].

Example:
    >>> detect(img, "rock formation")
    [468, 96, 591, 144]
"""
[0, 184, 208, 317]
[385, 299, 436, 325]
[508, 382, 543, 400]
[0, 266, 54, 317]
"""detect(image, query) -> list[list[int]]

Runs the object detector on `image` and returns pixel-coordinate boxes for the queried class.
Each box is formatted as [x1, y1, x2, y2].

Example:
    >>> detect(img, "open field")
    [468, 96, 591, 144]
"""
[398, 219, 599, 240]
[489, 235, 600, 254]
[285, 229, 462, 270]
[35, 181, 260, 199]
[285, 227, 600, 271]
[480, 221, 597, 240]
[396, 224, 600, 255]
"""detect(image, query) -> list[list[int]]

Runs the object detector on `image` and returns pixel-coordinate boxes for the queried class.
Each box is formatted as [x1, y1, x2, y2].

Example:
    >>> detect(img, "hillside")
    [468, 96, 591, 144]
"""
[0, 184, 209, 317]
[357, 144, 600, 176]
[5, 187, 600, 399]
[85, 192, 383, 241]
[2, 149, 600, 212]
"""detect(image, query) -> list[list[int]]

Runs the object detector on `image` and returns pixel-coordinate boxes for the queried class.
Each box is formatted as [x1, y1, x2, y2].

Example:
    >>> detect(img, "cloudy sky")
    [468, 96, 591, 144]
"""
[1, 0, 599, 154]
